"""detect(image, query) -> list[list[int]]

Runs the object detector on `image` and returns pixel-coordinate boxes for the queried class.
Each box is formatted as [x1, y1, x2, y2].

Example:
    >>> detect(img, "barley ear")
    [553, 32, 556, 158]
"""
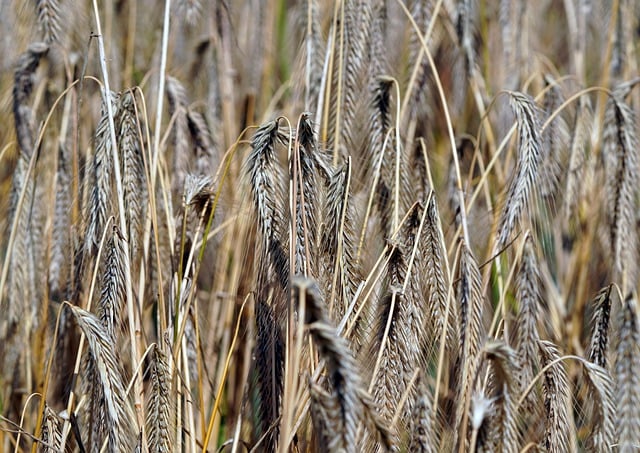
[539, 75, 567, 199]
[408, 372, 438, 453]
[85, 93, 119, 259]
[297, 277, 392, 451]
[146, 344, 174, 453]
[582, 361, 615, 452]
[246, 119, 289, 292]
[4, 43, 48, 329]
[177, 0, 202, 25]
[563, 96, 592, 225]
[69, 305, 137, 452]
[252, 298, 285, 449]
[495, 92, 543, 249]
[538, 340, 571, 453]
[166, 76, 190, 196]
[292, 113, 320, 276]
[614, 294, 640, 452]
[13, 42, 48, 159]
[587, 284, 613, 368]
[319, 160, 363, 340]
[452, 240, 486, 451]
[513, 233, 542, 412]
[49, 143, 71, 301]
[339, 0, 374, 161]
[35, 0, 62, 44]
[482, 340, 519, 453]
[422, 191, 456, 362]
[97, 225, 128, 342]
[309, 382, 341, 451]
[38, 406, 63, 453]
[304, 0, 325, 112]
[371, 203, 426, 430]
[117, 91, 147, 265]
[603, 89, 639, 289]
[369, 78, 395, 239]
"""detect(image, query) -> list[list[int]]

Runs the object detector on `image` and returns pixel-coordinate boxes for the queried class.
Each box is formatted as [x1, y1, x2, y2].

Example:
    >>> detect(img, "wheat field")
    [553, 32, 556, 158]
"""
[0, 0, 639, 451]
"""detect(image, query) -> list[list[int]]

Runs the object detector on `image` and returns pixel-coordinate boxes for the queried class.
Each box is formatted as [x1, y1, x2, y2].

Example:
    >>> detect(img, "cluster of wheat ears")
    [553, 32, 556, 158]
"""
[1, 0, 640, 451]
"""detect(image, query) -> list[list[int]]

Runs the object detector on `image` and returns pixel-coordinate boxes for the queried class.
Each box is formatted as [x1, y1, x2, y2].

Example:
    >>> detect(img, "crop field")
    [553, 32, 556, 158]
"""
[0, 0, 638, 451]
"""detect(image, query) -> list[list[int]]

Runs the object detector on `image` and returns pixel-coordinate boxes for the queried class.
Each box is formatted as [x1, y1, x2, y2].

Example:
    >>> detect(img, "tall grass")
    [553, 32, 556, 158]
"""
[0, 0, 638, 451]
